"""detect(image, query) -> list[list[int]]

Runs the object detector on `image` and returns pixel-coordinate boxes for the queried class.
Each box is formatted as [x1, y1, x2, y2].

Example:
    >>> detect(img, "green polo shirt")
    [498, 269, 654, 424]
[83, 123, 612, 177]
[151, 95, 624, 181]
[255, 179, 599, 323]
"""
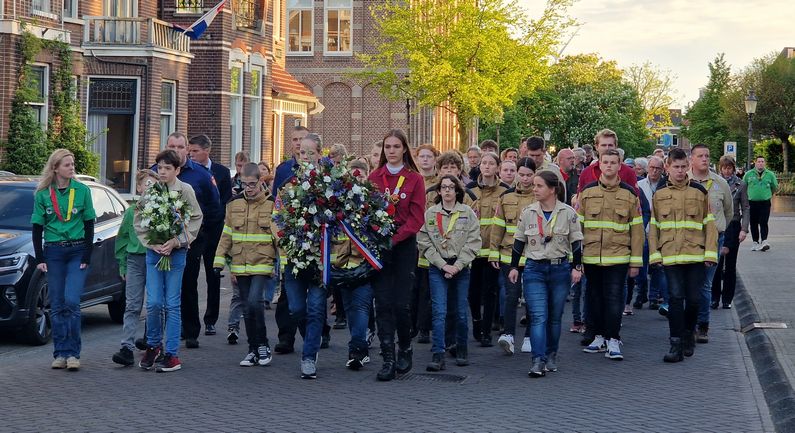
[30, 179, 96, 242]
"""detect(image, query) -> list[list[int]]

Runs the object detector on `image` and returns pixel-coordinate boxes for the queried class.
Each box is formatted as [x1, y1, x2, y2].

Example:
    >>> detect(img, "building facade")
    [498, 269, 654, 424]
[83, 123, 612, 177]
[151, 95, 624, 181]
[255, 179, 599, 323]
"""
[0, 0, 318, 196]
[284, 0, 466, 158]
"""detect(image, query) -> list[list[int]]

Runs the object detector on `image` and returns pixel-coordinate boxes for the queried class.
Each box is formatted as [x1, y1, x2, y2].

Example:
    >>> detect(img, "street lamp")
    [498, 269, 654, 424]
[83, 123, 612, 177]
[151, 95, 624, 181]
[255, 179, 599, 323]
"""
[572, 138, 579, 148]
[745, 90, 758, 169]
[543, 129, 551, 143]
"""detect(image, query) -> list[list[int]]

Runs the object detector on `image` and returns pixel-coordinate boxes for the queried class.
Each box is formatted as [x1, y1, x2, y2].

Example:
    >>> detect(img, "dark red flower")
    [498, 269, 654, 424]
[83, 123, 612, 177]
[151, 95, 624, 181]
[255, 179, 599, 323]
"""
[371, 224, 381, 232]
[303, 224, 310, 231]
[277, 230, 285, 238]
[386, 203, 396, 216]
[336, 212, 345, 220]
[309, 170, 317, 177]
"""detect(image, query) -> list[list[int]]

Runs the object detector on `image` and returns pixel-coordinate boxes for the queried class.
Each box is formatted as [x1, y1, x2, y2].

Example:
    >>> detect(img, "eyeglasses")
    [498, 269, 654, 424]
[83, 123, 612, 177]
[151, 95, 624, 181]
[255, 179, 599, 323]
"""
[242, 181, 260, 188]
[648, 166, 664, 171]
[439, 185, 456, 191]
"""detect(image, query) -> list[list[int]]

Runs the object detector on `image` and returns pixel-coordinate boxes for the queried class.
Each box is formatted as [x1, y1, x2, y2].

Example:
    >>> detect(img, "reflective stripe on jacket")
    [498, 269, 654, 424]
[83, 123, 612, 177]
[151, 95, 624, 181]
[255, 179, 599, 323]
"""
[466, 177, 509, 258]
[489, 186, 535, 265]
[213, 193, 278, 276]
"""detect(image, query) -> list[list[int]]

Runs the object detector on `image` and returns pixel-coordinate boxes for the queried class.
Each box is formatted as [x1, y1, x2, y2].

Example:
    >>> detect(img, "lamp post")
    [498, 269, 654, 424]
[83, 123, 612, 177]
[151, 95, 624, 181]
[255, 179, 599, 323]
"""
[572, 138, 579, 148]
[543, 128, 551, 143]
[744, 90, 758, 170]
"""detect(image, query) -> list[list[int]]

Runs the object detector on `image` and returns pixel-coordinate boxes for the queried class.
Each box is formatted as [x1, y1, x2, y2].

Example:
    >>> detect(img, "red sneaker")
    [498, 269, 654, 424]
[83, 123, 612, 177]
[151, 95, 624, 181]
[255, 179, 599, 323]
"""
[156, 354, 182, 372]
[139, 346, 161, 370]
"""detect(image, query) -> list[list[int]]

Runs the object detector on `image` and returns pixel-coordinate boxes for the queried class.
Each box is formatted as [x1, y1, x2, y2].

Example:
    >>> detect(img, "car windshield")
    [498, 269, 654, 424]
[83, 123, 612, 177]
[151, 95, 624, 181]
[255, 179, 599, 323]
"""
[0, 185, 35, 230]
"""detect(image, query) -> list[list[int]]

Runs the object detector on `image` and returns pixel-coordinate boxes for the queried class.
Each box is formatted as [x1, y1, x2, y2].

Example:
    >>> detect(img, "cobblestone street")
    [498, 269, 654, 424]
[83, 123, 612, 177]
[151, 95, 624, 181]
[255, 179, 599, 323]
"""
[0, 274, 774, 432]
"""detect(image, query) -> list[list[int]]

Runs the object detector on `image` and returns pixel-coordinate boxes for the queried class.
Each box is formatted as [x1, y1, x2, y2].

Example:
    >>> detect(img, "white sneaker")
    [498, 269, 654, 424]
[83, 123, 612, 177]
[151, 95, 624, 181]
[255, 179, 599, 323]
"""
[761, 240, 770, 251]
[751, 242, 761, 251]
[498, 334, 515, 355]
[583, 335, 606, 353]
[520, 337, 532, 353]
[605, 338, 623, 360]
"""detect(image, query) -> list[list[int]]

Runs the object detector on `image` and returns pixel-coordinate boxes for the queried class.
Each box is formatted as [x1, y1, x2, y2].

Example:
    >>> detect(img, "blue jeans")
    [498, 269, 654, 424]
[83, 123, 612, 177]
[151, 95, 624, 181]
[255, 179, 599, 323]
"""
[428, 267, 470, 354]
[570, 274, 586, 324]
[340, 282, 373, 355]
[522, 260, 571, 360]
[284, 267, 327, 361]
[45, 243, 89, 359]
[145, 249, 187, 356]
[698, 233, 724, 325]
[648, 265, 668, 303]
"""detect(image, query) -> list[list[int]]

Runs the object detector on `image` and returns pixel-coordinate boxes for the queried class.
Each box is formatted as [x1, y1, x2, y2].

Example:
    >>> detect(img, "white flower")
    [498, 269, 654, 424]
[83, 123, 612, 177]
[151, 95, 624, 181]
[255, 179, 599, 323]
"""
[308, 205, 317, 215]
[325, 188, 334, 199]
[301, 181, 311, 190]
[301, 241, 311, 250]
[174, 200, 184, 209]
[324, 209, 333, 218]
[289, 235, 297, 242]
[297, 217, 306, 226]
[323, 176, 331, 183]
[352, 185, 362, 195]
[169, 191, 179, 199]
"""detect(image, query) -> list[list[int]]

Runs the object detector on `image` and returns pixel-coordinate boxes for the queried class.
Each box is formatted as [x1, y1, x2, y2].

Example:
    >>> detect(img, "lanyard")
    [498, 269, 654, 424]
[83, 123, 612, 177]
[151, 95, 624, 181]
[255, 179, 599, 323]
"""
[536, 211, 557, 244]
[49, 186, 75, 222]
[436, 211, 460, 239]
[382, 173, 406, 203]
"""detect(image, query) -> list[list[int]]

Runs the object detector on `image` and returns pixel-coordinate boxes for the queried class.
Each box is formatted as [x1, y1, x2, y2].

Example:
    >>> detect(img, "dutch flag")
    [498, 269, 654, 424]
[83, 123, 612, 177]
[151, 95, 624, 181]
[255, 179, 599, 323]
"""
[173, 0, 227, 40]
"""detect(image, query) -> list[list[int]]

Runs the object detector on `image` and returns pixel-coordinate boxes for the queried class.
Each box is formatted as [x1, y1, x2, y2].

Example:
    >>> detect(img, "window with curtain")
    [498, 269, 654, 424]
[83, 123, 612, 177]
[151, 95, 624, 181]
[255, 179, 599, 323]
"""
[160, 82, 176, 150]
[325, 0, 352, 54]
[230, 66, 244, 161]
[63, 0, 79, 18]
[27, 66, 48, 129]
[248, 67, 263, 163]
[287, 0, 313, 54]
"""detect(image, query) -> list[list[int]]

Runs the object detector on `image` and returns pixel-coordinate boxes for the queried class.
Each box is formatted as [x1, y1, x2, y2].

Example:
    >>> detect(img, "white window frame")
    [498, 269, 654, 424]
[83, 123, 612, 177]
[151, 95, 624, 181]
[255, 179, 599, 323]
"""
[324, 0, 352, 56]
[286, 0, 313, 56]
[248, 65, 264, 163]
[160, 81, 176, 150]
[63, 0, 79, 19]
[230, 64, 245, 162]
[28, 64, 49, 130]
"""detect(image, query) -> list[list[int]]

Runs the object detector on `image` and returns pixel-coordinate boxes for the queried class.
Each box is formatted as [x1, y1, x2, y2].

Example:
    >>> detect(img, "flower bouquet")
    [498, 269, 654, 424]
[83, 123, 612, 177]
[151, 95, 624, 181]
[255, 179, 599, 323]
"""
[137, 182, 193, 271]
[273, 158, 394, 285]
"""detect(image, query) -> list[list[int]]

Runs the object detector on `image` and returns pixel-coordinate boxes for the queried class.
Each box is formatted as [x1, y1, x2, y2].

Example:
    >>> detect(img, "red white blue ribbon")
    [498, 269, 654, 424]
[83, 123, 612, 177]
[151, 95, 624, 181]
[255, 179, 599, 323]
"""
[340, 220, 384, 271]
[320, 223, 331, 285]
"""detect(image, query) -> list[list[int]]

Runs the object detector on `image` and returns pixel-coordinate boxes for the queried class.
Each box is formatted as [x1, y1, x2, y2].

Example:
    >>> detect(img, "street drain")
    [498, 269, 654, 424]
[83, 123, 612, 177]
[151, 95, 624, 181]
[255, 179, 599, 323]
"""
[741, 322, 788, 333]
[396, 373, 467, 383]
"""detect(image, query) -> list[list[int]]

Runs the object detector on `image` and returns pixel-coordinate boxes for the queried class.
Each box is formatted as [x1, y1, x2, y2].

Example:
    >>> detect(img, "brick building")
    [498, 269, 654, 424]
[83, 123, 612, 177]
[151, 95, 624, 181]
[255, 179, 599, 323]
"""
[285, 0, 468, 157]
[0, 0, 318, 196]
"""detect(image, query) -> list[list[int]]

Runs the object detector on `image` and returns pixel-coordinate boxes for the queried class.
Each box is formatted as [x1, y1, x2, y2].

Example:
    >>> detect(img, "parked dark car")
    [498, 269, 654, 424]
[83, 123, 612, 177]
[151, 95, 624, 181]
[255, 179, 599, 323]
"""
[0, 176, 127, 345]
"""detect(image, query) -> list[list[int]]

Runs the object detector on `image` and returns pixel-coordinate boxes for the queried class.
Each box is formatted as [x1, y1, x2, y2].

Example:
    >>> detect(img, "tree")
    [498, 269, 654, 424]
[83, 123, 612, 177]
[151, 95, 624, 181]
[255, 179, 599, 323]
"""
[624, 62, 677, 135]
[357, 0, 574, 149]
[754, 56, 795, 173]
[682, 54, 733, 163]
[479, 53, 652, 157]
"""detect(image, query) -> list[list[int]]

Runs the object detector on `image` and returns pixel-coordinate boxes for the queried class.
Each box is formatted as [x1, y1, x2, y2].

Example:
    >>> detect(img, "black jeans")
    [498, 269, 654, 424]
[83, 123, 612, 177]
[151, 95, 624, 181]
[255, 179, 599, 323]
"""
[237, 275, 270, 351]
[373, 236, 416, 350]
[500, 264, 523, 336]
[468, 257, 499, 339]
[584, 264, 627, 341]
[712, 241, 740, 306]
[411, 267, 432, 333]
[665, 263, 705, 339]
[749, 200, 771, 242]
[202, 222, 224, 327]
[181, 229, 206, 340]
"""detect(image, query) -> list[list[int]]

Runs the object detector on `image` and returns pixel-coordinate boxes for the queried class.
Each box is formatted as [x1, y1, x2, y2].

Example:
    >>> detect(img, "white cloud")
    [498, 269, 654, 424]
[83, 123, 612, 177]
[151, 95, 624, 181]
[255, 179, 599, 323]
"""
[518, 0, 795, 107]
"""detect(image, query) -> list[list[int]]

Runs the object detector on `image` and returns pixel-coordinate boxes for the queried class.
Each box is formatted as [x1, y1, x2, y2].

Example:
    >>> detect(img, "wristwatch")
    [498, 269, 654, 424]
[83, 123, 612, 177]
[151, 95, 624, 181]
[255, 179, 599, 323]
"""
[573, 264, 583, 272]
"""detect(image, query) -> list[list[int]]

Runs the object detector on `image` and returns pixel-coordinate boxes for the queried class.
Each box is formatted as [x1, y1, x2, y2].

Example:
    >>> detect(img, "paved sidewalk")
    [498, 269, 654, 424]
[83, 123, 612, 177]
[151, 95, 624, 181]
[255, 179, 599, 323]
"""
[736, 206, 795, 431]
[0, 275, 773, 432]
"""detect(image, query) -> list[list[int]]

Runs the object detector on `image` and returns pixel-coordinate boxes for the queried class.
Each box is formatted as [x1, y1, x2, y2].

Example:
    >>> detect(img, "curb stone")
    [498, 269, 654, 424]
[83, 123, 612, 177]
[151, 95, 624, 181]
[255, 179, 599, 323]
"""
[736, 274, 795, 433]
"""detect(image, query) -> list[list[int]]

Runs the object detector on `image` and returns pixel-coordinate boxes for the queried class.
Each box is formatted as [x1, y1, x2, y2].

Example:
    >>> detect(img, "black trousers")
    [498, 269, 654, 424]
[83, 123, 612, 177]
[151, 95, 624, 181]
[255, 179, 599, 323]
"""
[275, 277, 299, 345]
[202, 222, 224, 327]
[373, 236, 416, 350]
[181, 229, 206, 340]
[585, 265, 628, 341]
[749, 200, 771, 242]
[712, 240, 740, 306]
[468, 257, 498, 339]
[411, 267, 432, 333]
[500, 264, 523, 336]
[665, 264, 705, 339]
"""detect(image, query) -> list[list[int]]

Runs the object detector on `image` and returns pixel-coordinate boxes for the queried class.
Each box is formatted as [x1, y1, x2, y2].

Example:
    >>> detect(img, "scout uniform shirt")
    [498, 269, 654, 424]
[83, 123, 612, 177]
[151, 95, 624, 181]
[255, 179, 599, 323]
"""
[418, 181, 477, 268]
[31, 178, 96, 242]
[115, 205, 147, 276]
[466, 176, 509, 258]
[649, 177, 719, 265]
[489, 186, 535, 265]
[577, 175, 645, 267]
[214, 192, 278, 276]
[514, 201, 583, 262]
[417, 202, 481, 271]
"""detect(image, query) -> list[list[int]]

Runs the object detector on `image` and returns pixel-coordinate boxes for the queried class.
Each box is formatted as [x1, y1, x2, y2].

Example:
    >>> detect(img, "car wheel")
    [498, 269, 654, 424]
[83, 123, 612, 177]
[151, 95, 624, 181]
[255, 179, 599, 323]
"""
[107, 292, 125, 324]
[22, 278, 51, 346]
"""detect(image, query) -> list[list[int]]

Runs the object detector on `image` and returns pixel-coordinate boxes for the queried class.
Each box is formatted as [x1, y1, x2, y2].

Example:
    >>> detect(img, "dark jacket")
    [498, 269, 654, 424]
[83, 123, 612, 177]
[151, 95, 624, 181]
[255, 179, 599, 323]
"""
[152, 159, 223, 225]
[208, 160, 233, 206]
[723, 175, 750, 251]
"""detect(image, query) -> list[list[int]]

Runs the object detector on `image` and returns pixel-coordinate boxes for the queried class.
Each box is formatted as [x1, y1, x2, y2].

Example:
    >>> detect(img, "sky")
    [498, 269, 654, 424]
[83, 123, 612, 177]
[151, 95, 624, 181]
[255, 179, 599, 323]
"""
[517, 0, 795, 109]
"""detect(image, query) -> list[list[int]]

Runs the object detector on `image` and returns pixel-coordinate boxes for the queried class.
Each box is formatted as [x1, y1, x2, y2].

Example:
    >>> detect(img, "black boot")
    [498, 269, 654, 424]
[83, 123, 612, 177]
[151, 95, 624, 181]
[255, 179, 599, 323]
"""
[377, 342, 396, 381]
[455, 345, 469, 366]
[683, 332, 696, 357]
[663, 337, 684, 363]
[396, 345, 413, 374]
[426, 352, 446, 371]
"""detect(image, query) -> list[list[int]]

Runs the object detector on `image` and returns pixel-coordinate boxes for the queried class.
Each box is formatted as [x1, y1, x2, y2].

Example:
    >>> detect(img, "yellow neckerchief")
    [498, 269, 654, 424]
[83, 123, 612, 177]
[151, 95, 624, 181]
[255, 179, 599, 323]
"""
[436, 208, 460, 239]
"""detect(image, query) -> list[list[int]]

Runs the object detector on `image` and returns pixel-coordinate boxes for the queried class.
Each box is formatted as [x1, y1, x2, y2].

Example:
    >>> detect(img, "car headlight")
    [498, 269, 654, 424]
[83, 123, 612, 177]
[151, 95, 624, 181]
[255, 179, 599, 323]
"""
[0, 253, 27, 273]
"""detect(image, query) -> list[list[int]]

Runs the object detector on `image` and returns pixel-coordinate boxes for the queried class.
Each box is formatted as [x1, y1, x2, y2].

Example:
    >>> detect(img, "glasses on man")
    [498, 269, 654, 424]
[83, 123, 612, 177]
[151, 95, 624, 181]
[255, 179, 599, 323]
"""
[648, 166, 664, 171]
[242, 181, 260, 188]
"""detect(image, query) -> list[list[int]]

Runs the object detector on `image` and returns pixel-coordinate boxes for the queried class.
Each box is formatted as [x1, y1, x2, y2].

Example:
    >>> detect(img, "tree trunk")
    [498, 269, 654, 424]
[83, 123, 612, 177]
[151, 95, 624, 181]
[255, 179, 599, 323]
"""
[782, 133, 790, 174]
[458, 126, 470, 153]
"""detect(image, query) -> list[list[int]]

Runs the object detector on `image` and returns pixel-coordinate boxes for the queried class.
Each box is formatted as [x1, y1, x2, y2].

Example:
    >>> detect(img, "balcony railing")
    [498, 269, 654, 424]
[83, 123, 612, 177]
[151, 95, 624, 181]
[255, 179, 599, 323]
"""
[83, 17, 191, 53]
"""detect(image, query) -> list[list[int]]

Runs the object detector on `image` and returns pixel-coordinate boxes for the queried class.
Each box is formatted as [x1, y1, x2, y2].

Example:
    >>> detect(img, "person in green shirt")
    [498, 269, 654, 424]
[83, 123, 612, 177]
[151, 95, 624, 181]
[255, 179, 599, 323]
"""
[111, 169, 158, 366]
[743, 156, 779, 251]
[30, 149, 97, 371]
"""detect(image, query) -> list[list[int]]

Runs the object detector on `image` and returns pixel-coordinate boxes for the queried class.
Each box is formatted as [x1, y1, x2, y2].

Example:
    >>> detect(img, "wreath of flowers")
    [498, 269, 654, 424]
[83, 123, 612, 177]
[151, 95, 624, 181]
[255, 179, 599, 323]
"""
[273, 157, 395, 279]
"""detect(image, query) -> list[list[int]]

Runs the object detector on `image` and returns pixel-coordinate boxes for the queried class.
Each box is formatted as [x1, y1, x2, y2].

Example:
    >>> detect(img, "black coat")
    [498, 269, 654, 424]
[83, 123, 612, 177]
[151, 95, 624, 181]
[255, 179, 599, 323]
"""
[209, 161, 233, 206]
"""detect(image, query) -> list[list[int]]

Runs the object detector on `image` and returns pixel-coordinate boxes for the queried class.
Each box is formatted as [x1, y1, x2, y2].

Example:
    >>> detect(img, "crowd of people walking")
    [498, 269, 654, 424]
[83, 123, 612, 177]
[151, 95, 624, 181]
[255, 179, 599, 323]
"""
[32, 125, 777, 378]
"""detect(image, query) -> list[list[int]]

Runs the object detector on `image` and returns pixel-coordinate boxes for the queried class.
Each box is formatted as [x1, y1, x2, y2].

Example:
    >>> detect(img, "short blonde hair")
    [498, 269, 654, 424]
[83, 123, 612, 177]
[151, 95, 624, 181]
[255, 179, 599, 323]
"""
[594, 129, 618, 147]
